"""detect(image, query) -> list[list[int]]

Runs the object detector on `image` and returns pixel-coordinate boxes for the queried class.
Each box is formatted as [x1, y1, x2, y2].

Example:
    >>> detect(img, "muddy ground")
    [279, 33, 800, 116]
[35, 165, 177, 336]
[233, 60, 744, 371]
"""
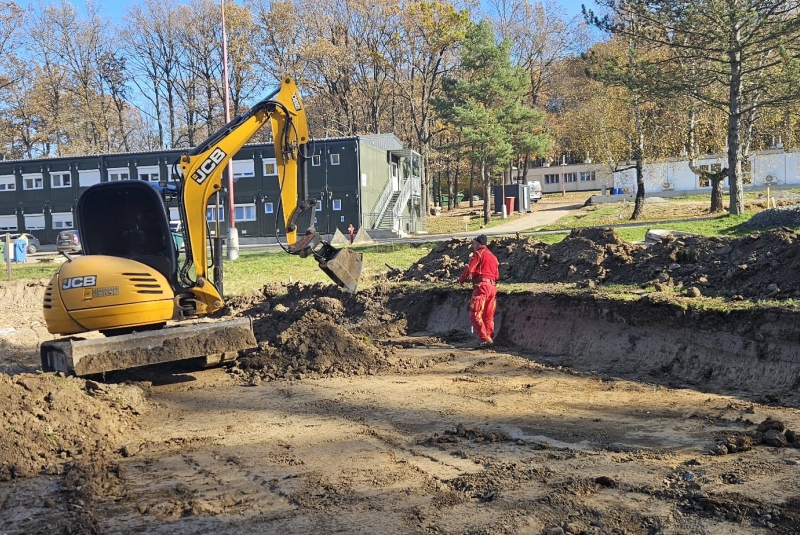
[2, 227, 800, 534]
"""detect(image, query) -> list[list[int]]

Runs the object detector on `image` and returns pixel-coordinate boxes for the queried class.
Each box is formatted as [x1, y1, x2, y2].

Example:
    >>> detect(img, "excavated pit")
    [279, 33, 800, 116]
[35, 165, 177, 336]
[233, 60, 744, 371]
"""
[224, 282, 800, 408]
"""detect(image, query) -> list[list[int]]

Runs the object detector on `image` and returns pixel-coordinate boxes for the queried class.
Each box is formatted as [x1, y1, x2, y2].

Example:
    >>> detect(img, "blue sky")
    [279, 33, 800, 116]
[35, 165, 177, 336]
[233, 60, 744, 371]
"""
[57, 0, 596, 24]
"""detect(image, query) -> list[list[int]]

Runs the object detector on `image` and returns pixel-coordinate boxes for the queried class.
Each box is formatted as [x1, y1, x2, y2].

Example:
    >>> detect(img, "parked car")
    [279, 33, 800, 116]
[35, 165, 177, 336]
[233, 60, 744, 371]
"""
[528, 180, 543, 203]
[6, 233, 41, 254]
[56, 230, 82, 254]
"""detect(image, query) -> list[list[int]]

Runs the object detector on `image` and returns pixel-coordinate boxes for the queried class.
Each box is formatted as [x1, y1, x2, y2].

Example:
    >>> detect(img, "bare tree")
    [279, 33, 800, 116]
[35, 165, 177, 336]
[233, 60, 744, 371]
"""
[122, 0, 186, 150]
[390, 0, 471, 213]
[487, 0, 589, 106]
[28, 1, 124, 153]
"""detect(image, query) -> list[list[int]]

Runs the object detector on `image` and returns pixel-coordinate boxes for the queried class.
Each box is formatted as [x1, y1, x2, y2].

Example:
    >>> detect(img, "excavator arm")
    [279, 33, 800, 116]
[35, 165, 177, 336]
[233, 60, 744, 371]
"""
[176, 76, 361, 316]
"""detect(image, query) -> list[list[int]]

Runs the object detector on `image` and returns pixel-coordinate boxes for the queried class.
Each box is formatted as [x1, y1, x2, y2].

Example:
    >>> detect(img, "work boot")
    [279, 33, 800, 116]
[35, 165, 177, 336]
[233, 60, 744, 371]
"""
[477, 338, 493, 349]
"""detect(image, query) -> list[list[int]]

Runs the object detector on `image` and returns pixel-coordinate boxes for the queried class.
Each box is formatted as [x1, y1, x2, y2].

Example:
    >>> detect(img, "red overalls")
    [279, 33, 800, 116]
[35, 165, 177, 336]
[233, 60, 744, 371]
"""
[459, 245, 500, 342]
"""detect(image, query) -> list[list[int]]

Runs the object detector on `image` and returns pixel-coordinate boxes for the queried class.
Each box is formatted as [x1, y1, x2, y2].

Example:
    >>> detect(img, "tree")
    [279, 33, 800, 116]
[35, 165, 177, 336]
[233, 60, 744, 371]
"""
[122, 0, 187, 149]
[390, 0, 470, 213]
[435, 20, 545, 223]
[583, 33, 657, 219]
[487, 0, 590, 106]
[0, 1, 23, 91]
[588, 0, 800, 215]
[686, 103, 728, 212]
[27, 1, 128, 154]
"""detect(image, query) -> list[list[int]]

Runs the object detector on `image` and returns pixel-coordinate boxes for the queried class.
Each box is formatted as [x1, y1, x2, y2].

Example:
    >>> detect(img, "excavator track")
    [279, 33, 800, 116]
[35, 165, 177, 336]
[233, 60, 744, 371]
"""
[40, 318, 256, 376]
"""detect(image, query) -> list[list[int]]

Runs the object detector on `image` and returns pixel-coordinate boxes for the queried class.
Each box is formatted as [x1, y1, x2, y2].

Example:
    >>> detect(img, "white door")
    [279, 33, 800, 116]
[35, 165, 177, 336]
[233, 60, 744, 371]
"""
[391, 162, 399, 191]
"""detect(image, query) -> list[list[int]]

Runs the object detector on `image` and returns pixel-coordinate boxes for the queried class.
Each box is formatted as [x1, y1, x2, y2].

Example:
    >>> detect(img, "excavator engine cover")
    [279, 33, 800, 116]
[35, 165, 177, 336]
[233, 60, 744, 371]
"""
[316, 243, 363, 293]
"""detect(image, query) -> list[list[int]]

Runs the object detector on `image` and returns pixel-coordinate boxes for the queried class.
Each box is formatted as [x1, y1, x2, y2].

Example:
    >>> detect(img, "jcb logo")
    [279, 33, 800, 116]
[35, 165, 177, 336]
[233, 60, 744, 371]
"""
[192, 147, 227, 184]
[291, 93, 302, 111]
[62, 276, 97, 290]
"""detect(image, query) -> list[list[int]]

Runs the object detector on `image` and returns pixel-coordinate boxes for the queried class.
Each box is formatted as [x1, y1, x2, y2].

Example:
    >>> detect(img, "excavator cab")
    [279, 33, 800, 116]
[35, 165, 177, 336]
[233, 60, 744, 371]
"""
[77, 181, 179, 286]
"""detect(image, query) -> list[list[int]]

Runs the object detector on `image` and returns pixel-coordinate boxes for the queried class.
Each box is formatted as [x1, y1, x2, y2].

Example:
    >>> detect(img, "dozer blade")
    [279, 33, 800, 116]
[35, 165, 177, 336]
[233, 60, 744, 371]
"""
[316, 243, 363, 293]
[40, 318, 257, 376]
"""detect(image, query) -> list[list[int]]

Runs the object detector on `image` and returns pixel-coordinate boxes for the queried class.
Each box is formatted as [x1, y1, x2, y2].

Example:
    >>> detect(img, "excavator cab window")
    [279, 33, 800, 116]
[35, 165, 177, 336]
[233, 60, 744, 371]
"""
[76, 181, 178, 284]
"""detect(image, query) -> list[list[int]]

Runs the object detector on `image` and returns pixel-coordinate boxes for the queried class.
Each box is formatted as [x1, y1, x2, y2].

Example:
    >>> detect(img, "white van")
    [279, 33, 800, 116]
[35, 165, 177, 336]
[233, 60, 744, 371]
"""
[528, 180, 543, 203]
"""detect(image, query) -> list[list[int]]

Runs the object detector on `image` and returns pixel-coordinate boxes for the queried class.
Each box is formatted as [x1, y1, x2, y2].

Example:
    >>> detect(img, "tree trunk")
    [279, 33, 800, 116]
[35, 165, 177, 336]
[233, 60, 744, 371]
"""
[710, 174, 726, 213]
[631, 115, 646, 220]
[727, 46, 744, 215]
[454, 159, 461, 208]
[469, 159, 475, 208]
[447, 158, 455, 210]
[481, 161, 491, 224]
[419, 146, 430, 219]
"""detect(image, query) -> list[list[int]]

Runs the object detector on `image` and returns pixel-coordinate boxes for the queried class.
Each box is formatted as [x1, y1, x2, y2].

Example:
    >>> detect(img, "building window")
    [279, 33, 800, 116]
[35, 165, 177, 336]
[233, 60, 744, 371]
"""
[330, 153, 340, 165]
[580, 171, 596, 181]
[233, 160, 255, 179]
[79, 169, 101, 187]
[263, 158, 277, 176]
[312, 155, 321, 166]
[264, 202, 274, 214]
[0, 214, 17, 231]
[23, 174, 44, 190]
[24, 214, 45, 230]
[107, 169, 129, 181]
[234, 203, 257, 222]
[137, 165, 160, 182]
[544, 173, 559, 184]
[316, 201, 322, 211]
[564, 172, 578, 183]
[52, 172, 72, 188]
[332, 199, 342, 211]
[206, 206, 225, 222]
[0, 175, 16, 191]
[52, 212, 73, 229]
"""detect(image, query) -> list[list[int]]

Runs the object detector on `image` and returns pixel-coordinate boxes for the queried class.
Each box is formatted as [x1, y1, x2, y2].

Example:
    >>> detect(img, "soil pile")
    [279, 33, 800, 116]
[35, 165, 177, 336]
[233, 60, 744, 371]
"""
[0, 373, 147, 481]
[400, 227, 800, 299]
[228, 283, 451, 383]
[0, 279, 48, 309]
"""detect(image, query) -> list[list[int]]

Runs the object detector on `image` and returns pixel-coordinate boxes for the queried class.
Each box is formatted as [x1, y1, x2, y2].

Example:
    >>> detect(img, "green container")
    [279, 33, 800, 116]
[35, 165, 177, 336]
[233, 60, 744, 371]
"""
[440, 193, 464, 205]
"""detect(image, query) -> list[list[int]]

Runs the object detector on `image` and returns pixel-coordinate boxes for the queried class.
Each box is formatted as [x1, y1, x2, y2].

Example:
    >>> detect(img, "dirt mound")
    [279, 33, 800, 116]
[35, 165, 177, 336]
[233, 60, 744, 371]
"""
[0, 279, 48, 309]
[231, 283, 452, 382]
[238, 308, 395, 380]
[399, 228, 800, 299]
[0, 373, 147, 481]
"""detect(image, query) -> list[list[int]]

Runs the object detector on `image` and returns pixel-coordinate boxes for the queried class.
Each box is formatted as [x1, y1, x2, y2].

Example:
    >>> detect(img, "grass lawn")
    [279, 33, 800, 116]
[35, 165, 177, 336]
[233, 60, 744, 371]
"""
[5, 192, 796, 295]
[3, 242, 439, 297]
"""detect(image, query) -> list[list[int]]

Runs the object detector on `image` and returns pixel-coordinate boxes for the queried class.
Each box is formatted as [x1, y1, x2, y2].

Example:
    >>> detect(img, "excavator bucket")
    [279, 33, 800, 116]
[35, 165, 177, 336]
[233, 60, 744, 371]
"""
[316, 243, 363, 293]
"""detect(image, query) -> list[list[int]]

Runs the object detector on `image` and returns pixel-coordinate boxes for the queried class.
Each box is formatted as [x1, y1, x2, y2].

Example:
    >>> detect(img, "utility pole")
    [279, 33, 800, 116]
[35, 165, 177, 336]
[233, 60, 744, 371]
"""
[221, 0, 239, 261]
[561, 155, 567, 197]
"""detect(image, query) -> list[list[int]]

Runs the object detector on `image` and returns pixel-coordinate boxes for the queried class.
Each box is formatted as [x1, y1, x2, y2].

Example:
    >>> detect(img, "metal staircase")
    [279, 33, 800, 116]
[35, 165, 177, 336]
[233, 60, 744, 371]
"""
[374, 191, 401, 230]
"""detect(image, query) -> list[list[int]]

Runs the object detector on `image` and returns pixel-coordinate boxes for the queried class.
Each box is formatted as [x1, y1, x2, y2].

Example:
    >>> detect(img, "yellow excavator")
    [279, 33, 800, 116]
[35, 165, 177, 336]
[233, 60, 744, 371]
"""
[40, 76, 363, 376]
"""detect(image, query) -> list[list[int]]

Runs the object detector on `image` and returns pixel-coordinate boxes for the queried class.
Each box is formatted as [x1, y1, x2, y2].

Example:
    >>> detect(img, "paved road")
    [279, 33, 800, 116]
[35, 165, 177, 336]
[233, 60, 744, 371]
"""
[451, 202, 582, 238]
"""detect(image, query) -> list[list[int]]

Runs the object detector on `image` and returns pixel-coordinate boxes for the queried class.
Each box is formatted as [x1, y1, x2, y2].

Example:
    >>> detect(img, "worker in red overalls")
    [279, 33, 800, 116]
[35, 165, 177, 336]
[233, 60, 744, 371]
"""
[458, 234, 499, 347]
